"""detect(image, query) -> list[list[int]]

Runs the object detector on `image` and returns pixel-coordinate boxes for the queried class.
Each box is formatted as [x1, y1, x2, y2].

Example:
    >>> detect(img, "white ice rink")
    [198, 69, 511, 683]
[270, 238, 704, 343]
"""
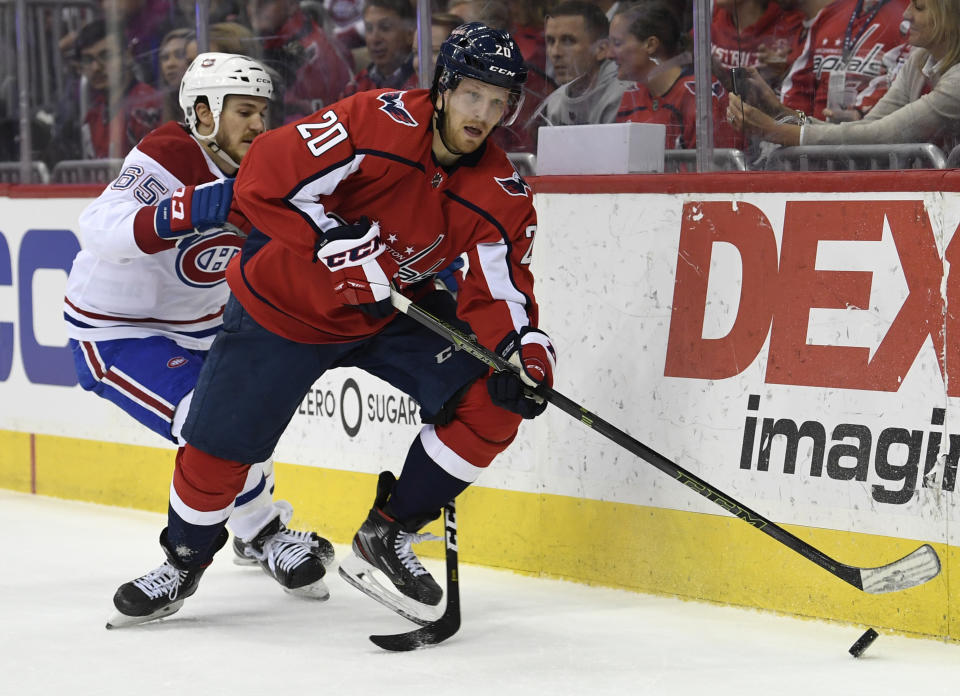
[3, 490, 959, 696]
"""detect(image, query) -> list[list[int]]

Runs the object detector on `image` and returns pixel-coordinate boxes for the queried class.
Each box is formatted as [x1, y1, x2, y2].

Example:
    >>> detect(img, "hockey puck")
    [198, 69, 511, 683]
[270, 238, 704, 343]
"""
[848, 628, 879, 657]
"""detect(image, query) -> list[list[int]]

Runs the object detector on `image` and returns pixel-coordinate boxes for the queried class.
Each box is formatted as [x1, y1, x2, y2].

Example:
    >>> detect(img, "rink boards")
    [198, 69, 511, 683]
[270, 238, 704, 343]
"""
[2, 172, 959, 640]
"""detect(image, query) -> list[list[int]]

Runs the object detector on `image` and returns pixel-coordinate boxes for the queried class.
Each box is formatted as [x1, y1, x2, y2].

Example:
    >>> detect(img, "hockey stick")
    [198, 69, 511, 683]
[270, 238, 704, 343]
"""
[390, 288, 942, 594]
[369, 502, 460, 651]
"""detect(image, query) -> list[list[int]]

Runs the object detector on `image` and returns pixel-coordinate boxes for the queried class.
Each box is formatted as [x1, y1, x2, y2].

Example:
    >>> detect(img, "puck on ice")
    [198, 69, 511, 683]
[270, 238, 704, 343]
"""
[849, 628, 879, 657]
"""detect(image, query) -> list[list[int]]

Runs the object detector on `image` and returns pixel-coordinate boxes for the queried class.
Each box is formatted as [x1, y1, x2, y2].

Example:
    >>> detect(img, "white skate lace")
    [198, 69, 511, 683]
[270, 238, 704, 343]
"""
[279, 528, 319, 548]
[265, 533, 314, 573]
[131, 562, 186, 600]
[394, 531, 440, 577]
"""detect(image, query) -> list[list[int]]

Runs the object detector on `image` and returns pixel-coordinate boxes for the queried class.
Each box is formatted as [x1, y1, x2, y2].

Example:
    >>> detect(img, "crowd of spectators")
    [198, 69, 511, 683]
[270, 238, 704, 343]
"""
[4, 0, 959, 174]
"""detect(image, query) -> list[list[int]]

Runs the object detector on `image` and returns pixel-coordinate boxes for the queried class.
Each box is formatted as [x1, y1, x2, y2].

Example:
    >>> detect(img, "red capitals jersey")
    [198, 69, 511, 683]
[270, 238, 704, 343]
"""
[230, 88, 540, 352]
[83, 82, 163, 159]
[615, 68, 737, 149]
[263, 9, 354, 120]
[781, 0, 908, 118]
[711, 2, 806, 71]
[341, 57, 419, 99]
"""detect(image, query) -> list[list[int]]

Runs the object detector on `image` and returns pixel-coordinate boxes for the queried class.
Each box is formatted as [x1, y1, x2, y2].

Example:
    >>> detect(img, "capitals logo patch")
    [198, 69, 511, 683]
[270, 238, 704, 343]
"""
[683, 79, 726, 99]
[377, 91, 418, 127]
[495, 171, 531, 198]
[175, 231, 243, 288]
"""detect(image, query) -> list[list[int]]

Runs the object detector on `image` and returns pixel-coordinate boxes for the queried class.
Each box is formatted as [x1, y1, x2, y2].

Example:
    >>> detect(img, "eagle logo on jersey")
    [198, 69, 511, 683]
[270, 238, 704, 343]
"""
[377, 91, 419, 127]
[175, 231, 243, 288]
[495, 172, 531, 198]
[392, 234, 446, 285]
[683, 79, 726, 99]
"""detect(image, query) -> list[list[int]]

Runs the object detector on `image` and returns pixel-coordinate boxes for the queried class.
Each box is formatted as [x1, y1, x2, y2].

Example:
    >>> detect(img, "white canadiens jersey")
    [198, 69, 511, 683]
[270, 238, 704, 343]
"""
[64, 122, 242, 350]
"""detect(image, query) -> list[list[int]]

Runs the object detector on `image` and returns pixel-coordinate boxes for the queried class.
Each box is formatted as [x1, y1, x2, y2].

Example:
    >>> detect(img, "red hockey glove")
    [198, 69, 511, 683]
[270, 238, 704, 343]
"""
[487, 328, 557, 419]
[317, 217, 398, 318]
[155, 179, 236, 240]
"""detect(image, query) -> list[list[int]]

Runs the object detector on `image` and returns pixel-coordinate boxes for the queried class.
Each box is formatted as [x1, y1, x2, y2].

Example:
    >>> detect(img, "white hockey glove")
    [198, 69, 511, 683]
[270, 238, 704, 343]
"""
[316, 216, 398, 319]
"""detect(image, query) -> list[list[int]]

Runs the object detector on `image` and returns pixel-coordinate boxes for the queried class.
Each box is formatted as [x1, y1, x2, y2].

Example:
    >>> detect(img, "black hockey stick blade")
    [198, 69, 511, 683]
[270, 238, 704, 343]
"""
[369, 502, 460, 651]
[389, 289, 943, 594]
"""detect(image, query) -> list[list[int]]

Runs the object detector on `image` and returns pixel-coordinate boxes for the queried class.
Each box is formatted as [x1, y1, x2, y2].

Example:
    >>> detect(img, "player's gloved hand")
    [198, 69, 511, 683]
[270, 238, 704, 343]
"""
[434, 256, 465, 295]
[155, 179, 235, 240]
[487, 328, 556, 419]
[317, 216, 398, 319]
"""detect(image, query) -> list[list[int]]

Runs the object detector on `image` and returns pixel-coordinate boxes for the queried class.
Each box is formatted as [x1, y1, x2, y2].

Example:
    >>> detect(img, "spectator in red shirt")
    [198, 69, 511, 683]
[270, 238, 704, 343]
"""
[509, 0, 552, 74]
[324, 0, 366, 50]
[247, 0, 354, 120]
[612, 0, 736, 149]
[711, 0, 806, 88]
[74, 19, 163, 159]
[780, 0, 909, 120]
[341, 0, 418, 97]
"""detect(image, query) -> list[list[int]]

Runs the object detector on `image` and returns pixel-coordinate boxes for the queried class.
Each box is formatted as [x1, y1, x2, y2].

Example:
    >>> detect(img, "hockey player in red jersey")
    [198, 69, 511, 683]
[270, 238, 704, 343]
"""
[67, 54, 337, 628]
[109, 23, 557, 627]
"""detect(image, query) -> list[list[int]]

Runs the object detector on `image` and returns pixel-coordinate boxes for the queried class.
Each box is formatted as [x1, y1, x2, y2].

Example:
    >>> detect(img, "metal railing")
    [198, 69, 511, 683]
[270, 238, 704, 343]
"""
[52, 158, 122, 183]
[0, 160, 49, 183]
[665, 148, 748, 172]
[765, 143, 948, 171]
[947, 144, 960, 169]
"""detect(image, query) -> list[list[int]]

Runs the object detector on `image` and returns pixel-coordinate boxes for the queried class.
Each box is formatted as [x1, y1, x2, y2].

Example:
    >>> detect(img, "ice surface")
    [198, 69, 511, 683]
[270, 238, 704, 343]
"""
[2, 490, 959, 696]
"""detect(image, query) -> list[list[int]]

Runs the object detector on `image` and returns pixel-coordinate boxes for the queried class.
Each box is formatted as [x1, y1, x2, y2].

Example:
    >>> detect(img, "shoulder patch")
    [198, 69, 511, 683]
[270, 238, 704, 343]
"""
[495, 171, 531, 198]
[377, 91, 419, 127]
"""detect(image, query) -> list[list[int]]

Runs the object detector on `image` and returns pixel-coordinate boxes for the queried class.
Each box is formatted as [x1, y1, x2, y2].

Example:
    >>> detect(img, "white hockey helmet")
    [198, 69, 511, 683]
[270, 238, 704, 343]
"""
[179, 52, 274, 143]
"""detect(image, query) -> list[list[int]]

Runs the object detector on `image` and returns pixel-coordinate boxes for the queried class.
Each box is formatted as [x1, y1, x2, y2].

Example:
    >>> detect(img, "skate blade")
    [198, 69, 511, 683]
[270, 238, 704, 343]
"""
[283, 579, 330, 601]
[105, 599, 184, 629]
[233, 555, 258, 567]
[338, 553, 442, 626]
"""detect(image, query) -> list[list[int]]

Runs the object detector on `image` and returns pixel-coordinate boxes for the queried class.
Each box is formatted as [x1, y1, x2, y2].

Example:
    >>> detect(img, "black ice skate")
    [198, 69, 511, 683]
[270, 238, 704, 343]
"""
[233, 527, 335, 569]
[106, 528, 227, 629]
[339, 472, 443, 625]
[244, 517, 330, 600]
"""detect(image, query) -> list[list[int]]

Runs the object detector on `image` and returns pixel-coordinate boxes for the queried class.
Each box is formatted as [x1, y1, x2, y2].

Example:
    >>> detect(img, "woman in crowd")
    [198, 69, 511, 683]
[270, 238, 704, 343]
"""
[728, 0, 960, 151]
[158, 27, 192, 122]
[611, 0, 736, 149]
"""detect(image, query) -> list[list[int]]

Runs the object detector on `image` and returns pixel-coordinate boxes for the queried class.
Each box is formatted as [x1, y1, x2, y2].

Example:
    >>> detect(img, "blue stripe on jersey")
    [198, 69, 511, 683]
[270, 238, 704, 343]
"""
[64, 312, 221, 338]
[442, 190, 532, 310]
[354, 148, 425, 172]
[235, 474, 267, 506]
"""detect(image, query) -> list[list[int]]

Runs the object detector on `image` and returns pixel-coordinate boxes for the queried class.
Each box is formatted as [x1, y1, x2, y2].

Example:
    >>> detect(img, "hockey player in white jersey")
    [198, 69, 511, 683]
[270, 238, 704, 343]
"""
[63, 53, 334, 625]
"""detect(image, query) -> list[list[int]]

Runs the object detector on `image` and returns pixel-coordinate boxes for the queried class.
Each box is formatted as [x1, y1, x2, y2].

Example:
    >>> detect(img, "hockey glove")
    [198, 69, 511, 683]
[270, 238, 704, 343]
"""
[487, 328, 557, 419]
[155, 179, 236, 240]
[317, 216, 397, 319]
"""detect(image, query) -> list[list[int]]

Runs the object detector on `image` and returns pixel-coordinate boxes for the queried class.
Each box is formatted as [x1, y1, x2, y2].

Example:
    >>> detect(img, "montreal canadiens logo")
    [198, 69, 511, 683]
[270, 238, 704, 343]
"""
[167, 356, 188, 368]
[175, 231, 243, 288]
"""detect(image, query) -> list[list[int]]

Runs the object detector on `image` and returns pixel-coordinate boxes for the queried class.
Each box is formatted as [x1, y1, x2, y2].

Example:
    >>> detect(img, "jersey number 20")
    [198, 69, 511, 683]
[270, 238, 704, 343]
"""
[297, 111, 348, 157]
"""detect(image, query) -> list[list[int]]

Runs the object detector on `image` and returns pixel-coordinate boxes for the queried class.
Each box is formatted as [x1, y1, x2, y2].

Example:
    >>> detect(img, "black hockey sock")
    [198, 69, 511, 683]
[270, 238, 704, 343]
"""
[388, 437, 468, 523]
[165, 504, 229, 568]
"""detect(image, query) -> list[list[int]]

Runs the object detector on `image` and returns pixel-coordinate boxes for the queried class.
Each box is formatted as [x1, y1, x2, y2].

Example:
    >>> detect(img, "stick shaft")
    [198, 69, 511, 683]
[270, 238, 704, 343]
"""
[391, 290, 863, 588]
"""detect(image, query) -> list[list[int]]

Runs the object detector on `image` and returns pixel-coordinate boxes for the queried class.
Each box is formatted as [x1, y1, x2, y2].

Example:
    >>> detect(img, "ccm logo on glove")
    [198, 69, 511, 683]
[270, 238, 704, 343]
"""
[155, 179, 236, 240]
[318, 216, 398, 318]
[321, 235, 382, 269]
